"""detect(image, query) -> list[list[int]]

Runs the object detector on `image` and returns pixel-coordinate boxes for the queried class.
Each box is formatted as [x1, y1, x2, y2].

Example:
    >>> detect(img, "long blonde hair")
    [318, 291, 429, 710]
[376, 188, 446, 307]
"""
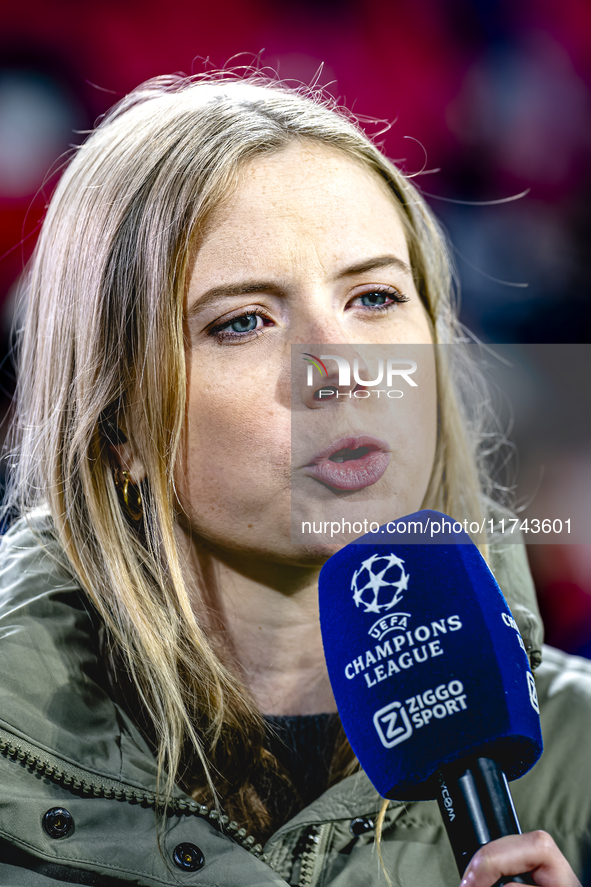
[5, 72, 489, 834]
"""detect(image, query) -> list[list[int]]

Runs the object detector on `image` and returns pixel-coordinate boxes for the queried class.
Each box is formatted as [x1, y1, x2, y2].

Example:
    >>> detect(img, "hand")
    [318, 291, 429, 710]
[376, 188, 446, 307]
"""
[460, 832, 582, 887]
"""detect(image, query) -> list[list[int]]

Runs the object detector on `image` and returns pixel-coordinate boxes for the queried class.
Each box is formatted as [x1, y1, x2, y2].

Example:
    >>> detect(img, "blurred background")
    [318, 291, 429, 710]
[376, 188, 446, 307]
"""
[1, 0, 590, 657]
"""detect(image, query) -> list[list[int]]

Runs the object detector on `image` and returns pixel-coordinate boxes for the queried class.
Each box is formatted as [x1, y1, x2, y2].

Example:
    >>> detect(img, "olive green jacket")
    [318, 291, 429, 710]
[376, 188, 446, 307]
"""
[0, 512, 590, 886]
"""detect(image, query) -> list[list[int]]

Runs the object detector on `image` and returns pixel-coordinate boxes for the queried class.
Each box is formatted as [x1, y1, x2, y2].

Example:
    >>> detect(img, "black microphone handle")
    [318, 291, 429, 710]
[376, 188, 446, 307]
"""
[437, 757, 536, 886]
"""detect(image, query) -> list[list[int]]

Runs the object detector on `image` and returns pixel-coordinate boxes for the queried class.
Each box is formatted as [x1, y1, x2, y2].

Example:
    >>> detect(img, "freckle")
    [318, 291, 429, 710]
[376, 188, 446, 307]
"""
[247, 524, 253, 528]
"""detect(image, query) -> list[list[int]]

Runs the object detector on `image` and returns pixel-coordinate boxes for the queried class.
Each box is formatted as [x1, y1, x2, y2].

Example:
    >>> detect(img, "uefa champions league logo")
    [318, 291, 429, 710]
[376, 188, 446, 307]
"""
[351, 553, 410, 615]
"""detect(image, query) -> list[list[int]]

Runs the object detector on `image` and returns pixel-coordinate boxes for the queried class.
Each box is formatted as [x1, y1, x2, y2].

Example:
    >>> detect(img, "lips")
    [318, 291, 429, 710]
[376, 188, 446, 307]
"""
[303, 435, 391, 491]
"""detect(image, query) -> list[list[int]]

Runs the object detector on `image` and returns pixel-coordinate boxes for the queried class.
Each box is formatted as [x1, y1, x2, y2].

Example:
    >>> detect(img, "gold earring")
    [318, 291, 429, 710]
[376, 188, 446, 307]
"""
[114, 468, 143, 521]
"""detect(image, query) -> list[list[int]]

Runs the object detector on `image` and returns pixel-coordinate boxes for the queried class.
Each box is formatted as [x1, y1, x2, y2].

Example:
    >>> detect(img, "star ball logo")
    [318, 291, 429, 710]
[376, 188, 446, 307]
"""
[351, 553, 409, 614]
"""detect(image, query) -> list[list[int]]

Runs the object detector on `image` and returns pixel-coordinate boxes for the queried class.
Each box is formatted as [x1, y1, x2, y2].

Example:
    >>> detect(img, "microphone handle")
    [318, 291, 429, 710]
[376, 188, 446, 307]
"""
[437, 757, 536, 886]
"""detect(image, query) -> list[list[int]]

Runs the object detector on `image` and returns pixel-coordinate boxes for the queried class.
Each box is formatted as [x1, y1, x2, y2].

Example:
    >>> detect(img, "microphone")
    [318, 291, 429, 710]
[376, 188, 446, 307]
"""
[319, 510, 543, 882]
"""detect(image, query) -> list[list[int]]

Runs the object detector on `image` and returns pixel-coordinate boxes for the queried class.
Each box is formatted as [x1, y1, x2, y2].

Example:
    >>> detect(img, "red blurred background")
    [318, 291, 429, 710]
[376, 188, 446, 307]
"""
[1, 0, 590, 656]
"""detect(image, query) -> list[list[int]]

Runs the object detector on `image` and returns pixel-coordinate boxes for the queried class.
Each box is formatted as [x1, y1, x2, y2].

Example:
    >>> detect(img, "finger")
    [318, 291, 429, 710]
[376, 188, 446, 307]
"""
[460, 832, 582, 887]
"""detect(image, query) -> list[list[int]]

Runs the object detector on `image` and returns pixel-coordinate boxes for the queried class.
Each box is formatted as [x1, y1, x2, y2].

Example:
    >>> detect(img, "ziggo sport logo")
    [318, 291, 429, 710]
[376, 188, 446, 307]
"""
[303, 354, 417, 399]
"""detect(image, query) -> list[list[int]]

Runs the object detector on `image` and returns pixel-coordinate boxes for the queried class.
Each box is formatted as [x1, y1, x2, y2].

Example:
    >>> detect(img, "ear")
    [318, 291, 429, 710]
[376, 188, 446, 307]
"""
[109, 441, 147, 484]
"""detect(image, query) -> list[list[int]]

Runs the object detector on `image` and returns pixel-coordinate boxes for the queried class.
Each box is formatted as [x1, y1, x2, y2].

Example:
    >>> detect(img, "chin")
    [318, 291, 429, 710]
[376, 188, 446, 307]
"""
[281, 539, 345, 567]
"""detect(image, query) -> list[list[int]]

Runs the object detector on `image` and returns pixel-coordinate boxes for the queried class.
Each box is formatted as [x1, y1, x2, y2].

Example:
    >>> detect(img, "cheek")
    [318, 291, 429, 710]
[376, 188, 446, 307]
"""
[175, 366, 291, 522]
[384, 344, 437, 464]
[404, 323, 437, 497]
[414, 384, 438, 502]
[415, 354, 438, 490]
[387, 362, 437, 505]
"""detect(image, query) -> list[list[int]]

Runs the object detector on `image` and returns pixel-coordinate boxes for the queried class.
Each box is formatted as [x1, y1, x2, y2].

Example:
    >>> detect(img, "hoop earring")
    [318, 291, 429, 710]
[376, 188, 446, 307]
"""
[114, 468, 143, 522]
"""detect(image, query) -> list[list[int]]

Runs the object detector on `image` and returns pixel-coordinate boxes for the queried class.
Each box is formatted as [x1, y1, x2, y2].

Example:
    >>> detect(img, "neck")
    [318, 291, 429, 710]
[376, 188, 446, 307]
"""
[175, 528, 337, 716]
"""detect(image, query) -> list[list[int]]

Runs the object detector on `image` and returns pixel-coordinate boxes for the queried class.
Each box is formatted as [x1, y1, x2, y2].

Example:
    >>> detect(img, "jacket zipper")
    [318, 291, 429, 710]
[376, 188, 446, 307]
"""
[0, 728, 269, 863]
[297, 823, 330, 887]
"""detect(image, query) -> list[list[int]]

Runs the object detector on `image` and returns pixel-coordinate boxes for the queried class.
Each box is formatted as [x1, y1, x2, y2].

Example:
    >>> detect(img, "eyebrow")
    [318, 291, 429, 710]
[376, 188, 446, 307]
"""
[335, 255, 413, 279]
[186, 255, 413, 317]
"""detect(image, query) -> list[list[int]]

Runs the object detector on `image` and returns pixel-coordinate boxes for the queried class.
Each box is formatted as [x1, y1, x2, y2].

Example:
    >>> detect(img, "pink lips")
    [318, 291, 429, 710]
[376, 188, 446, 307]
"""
[303, 435, 391, 491]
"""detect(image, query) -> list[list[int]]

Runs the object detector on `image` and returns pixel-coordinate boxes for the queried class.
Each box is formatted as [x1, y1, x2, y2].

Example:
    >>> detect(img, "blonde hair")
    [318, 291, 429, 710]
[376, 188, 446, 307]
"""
[5, 73, 489, 833]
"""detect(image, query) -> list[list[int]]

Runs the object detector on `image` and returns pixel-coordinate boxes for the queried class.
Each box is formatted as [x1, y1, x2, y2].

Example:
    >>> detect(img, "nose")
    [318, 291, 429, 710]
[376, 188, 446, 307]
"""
[288, 299, 381, 410]
[294, 345, 376, 410]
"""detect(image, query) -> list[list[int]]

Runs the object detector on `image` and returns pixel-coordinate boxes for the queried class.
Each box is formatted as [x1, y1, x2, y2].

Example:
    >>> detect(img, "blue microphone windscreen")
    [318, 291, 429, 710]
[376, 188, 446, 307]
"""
[319, 510, 543, 800]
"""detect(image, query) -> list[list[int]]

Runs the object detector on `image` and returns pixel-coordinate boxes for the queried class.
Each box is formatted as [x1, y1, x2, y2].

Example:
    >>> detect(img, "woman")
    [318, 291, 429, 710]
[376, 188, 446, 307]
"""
[0, 74, 588, 887]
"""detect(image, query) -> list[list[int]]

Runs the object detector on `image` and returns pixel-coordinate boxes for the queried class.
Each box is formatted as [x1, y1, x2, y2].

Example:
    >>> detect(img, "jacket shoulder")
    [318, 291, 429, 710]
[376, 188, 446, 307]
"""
[0, 514, 288, 886]
[511, 645, 591, 884]
[0, 510, 170, 799]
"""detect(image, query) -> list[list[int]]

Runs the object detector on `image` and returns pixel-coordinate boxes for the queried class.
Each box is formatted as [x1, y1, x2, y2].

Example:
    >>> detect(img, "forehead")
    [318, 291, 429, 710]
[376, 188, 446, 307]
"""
[191, 141, 411, 280]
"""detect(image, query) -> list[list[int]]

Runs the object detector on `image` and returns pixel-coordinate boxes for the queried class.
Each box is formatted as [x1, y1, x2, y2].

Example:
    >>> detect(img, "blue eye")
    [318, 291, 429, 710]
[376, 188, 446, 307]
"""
[352, 289, 409, 311]
[360, 292, 390, 307]
[229, 313, 258, 332]
[209, 309, 268, 343]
